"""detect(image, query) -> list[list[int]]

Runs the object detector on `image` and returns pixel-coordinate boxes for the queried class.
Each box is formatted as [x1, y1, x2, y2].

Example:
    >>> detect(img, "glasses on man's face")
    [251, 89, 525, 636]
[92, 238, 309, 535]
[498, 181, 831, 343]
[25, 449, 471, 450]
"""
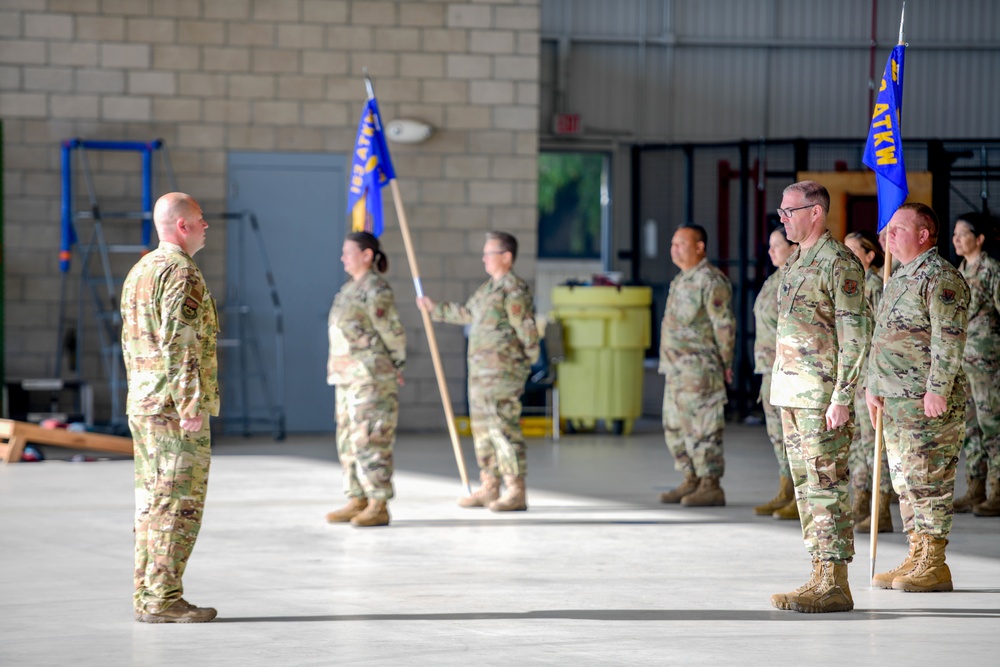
[776, 204, 815, 219]
[483, 250, 506, 257]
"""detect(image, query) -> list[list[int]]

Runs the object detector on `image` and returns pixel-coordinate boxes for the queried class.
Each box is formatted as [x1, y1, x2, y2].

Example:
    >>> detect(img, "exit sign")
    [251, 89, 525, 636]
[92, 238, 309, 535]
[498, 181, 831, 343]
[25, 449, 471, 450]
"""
[553, 112, 581, 135]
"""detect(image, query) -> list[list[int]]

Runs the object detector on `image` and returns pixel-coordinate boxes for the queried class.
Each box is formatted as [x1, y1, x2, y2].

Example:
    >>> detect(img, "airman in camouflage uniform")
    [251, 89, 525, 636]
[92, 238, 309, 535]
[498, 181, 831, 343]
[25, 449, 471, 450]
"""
[752, 226, 797, 517]
[951, 213, 1000, 516]
[866, 203, 969, 592]
[121, 193, 219, 623]
[658, 225, 735, 507]
[769, 182, 869, 614]
[418, 232, 540, 512]
[844, 230, 894, 533]
[325, 232, 406, 528]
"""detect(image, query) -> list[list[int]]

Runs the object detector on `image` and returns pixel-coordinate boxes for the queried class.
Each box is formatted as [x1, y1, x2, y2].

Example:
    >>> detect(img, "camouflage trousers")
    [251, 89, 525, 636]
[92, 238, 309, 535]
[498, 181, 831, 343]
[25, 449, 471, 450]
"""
[469, 374, 527, 478]
[336, 379, 398, 501]
[963, 368, 1000, 480]
[849, 380, 892, 493]
[779, 407, 854, 563]
[130, 413, 211, 613]
[662, 383, 725, 478]
[883, 391, 964, 538]
[759, 372, 789, 479]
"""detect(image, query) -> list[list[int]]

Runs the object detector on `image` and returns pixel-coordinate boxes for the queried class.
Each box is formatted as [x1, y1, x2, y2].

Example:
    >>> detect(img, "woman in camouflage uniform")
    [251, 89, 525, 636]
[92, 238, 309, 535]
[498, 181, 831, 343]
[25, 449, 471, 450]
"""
[753, 226, 798, 518]
[845, 229, 893, 532]
[325, 232, 406, 528]
[952, 213, 1000, 516]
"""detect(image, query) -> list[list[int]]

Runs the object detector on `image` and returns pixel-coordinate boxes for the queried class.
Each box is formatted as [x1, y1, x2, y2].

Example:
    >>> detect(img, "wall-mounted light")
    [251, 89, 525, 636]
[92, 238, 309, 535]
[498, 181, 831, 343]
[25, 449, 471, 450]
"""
[386, 118, 434, 144]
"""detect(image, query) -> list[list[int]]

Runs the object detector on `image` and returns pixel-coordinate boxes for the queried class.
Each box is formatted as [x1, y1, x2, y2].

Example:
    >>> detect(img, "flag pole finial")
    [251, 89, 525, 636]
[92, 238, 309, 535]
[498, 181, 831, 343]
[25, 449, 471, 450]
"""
[363, 67, 375, 101]
[898, 2, 906, 45]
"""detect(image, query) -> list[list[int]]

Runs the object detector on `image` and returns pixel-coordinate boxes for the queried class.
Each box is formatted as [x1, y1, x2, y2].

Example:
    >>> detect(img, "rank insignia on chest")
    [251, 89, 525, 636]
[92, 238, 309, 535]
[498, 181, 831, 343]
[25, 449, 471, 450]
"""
[940, 289, 956, 305]
[841, 279, 858, 296]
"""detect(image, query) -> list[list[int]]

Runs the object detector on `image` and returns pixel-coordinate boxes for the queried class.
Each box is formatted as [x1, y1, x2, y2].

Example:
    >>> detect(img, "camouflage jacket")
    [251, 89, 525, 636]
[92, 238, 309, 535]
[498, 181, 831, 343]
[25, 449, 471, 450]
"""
[867, 247, 969, 399]
[770, 231, 870, 409]
[659, 258, 735, 396]
[121, 242, 219, 419]
[433, 271, 540, 379]
[753, 270, 781, 374]
[959, 252, 1000, 369]
[857, 266, 885, 387]
[327, 270, 406, 385]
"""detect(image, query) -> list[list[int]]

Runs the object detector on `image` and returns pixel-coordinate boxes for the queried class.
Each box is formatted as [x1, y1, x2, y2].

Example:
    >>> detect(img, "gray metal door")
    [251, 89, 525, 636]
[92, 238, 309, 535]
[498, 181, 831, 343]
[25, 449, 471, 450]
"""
[227, 152, 346, 433]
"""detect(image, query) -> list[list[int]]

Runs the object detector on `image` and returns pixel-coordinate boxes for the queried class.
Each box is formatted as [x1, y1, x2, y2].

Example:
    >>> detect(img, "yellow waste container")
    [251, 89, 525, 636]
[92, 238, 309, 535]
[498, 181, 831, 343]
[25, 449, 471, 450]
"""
[550, 286, 652, 435]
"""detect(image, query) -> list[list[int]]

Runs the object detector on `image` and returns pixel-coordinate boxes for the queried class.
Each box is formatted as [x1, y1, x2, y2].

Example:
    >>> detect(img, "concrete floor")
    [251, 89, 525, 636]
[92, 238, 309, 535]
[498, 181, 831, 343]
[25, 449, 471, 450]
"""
[1, 421, 998, 666]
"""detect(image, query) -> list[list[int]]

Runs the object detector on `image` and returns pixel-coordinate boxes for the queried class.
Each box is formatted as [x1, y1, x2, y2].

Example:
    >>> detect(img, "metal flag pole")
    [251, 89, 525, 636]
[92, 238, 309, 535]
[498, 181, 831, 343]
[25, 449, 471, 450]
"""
[869, 1, 906, 585]
[363, 70, 471, 494]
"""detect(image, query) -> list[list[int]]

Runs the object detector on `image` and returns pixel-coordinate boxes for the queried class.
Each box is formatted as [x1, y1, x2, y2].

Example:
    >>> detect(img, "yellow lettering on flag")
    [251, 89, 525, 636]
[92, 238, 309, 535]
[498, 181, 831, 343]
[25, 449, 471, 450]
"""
[871, 103, 889, 120]
[875, 146, 897, 166]
[873, 130, 894, 146]
[891, 58, 898, 83]
[873, 113, 893, 131]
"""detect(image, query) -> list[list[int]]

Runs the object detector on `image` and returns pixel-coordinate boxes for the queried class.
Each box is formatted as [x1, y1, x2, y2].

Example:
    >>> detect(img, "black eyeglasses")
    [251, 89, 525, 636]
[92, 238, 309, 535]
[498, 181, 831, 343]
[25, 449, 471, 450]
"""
[776, 204, 815, 219]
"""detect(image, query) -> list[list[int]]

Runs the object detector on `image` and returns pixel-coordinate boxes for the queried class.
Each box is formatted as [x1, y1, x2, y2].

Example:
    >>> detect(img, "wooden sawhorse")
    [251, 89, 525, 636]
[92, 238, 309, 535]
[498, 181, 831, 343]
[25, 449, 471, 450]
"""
[0, 419, 134, 463]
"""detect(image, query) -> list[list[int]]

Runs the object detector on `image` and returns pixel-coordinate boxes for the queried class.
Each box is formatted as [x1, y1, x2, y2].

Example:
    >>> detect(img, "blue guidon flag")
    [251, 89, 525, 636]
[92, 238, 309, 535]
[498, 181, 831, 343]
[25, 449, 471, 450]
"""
[347, 97, 396, 237]
[862, 44, 908, 232]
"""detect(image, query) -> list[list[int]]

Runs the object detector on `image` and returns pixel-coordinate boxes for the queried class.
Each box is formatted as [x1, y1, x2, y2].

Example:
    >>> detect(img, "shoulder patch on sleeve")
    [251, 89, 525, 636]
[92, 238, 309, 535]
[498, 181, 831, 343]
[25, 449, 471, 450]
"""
[841, 278, 859, 297]
[939, 288, 956, 305]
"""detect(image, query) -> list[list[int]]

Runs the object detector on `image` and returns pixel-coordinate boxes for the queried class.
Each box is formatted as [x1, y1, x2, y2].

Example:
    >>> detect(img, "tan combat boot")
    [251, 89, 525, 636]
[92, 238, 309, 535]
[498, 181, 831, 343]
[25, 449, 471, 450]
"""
[681, 475, 726, 507]
[851, 488, 871, 525]
[754, 476, 794, 515]
[892, 535, 952, 592]
[784, 561, 853, 613]
[136, 598, 218, 624]
[458, 469, 501, 508]
[871, 532, 922, 589]
[855, 491, 894, 533]
[659, 472, 700, 504]
[770, 557, 822, 610]
[489, 475, 527, 512]
[772, 498, 800, 520]
[351, 499, 390, 527]
[972, 476, 1000, 517]
[325, 496, 367, 523]
[954, 475, 987, 513]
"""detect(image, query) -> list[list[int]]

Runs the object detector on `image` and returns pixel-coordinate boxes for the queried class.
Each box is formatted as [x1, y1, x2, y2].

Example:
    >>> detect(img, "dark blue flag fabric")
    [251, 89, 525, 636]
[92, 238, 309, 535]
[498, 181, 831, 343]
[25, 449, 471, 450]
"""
[347, 98, 396, 237]
[862, 44, 907, 232]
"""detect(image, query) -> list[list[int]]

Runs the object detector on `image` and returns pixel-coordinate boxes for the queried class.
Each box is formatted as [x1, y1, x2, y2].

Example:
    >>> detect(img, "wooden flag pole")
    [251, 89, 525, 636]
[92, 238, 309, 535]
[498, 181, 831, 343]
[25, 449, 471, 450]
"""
[388, 179, 471, 494]
[869, 2, 906, 584]
[361, 71, 470, 493]
[869, 245, 892, 584]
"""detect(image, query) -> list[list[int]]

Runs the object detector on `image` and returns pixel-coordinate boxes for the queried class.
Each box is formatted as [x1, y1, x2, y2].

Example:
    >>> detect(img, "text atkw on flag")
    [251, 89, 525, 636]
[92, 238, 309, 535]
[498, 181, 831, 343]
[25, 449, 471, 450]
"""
[347, 97, 396, 237]
[862, 44, 908, 232]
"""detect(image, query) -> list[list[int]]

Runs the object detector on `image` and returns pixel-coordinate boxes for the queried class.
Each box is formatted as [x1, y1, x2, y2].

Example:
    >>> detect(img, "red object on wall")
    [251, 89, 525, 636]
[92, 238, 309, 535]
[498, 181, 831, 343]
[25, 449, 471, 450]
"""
[553, 113, 581, 135]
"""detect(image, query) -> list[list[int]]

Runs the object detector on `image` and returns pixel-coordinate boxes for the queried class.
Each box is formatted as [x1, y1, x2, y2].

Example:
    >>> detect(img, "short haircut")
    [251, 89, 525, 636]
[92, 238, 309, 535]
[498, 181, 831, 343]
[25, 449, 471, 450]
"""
[845, 229, 885, 269]
[680, 223, 708, 246]
[486, 231, 518, 261]
[783, 180, 831, 214]
[899, 202, 939, 241]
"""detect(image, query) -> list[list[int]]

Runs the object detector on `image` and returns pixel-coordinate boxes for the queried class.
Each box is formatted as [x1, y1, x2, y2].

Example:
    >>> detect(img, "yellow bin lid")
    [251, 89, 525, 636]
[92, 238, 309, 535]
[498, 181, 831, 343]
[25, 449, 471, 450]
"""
[551, 285, 652, 308]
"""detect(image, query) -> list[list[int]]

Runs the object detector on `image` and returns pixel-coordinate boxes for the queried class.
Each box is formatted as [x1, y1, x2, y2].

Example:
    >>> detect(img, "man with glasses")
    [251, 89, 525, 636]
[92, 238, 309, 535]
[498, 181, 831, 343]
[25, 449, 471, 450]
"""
[418, 232, 540, 512]
[769, 181, 870, 614]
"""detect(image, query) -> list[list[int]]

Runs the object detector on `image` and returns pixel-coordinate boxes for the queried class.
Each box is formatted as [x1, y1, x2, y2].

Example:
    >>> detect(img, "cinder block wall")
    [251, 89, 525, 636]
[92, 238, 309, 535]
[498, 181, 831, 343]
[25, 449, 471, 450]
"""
[0, 0, 541, 431]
